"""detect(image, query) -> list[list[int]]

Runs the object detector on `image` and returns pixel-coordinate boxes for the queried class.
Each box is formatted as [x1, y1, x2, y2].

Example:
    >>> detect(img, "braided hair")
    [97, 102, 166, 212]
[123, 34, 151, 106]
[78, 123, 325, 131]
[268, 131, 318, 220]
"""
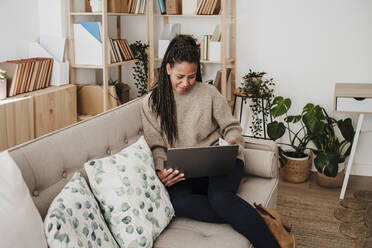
[149, 34, 202, 146]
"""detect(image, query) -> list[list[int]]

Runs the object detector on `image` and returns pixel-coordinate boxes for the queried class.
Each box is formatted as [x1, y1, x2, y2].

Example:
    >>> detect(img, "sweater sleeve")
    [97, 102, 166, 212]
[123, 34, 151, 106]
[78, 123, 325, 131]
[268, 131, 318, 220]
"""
[211, 86, 245, 162]
[140, 96, 167, 171]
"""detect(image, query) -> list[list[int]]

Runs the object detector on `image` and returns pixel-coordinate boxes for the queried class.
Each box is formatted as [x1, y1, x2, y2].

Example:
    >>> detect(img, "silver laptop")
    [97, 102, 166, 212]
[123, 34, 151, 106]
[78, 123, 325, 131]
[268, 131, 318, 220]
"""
[164, 145, 239, 178]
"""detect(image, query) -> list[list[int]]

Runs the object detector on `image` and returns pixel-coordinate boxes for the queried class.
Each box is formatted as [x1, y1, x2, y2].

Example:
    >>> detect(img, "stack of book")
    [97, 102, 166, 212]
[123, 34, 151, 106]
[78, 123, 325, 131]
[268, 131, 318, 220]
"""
[196, 0, 221, 15]
[109, 38, 135, 63]
[200, 25, 221, 60]
[0, 58, 53, 97]
[107, 0, 147, 14]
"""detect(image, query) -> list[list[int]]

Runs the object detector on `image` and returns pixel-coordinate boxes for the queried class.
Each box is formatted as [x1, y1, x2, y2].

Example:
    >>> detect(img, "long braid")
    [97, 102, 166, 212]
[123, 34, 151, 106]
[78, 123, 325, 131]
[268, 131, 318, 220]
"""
[149, 35, 202, 145]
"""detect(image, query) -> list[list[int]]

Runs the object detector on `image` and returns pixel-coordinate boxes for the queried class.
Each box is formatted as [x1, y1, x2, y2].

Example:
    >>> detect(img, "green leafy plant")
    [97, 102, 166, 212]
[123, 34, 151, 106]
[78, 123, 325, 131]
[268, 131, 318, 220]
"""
[130, 41, 149, 97]
[267, 97, 327, 166]
[307, 106, 355, 177]
[0, 69, 8, 80]
[240, 69, 275, 137]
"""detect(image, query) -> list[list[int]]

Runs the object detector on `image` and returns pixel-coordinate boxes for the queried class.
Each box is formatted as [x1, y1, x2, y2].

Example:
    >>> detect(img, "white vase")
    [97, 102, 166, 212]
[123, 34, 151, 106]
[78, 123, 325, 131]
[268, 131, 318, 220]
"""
[89, 0, 102, 12]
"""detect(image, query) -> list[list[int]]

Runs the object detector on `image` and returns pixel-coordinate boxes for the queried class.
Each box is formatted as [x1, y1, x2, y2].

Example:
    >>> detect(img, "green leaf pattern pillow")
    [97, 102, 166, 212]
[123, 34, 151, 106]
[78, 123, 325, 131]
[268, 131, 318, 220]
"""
[84, 136, 174, 248]
[44, 172, 119, 248]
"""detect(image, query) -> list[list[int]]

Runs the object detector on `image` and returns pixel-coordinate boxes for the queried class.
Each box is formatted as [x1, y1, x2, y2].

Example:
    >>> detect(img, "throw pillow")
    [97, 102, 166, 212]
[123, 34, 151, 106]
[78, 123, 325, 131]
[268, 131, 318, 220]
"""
[84, 136, 174, 248]
[0, 151, 48, 248]
[44, 172, 119, 248]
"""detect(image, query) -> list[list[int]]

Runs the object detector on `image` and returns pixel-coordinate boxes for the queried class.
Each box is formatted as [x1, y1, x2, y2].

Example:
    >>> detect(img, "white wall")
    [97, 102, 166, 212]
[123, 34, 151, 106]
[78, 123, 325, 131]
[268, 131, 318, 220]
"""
[0, 0, 40, 61]
[236, 0, 372, 176]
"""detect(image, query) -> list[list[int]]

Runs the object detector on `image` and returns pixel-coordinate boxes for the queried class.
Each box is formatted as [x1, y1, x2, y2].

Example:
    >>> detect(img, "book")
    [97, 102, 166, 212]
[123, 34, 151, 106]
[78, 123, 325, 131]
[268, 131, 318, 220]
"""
[213, 68, 231, 92]
[182, 0, 198, 15]
[121, 0, 129, 13]
[166, 0, 181, 15]
[157, 0, 166, 14]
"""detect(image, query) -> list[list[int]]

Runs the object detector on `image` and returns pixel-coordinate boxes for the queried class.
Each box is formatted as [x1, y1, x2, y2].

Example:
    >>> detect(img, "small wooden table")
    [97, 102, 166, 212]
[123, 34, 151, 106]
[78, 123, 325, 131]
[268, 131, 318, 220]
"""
[334, 83, 372, 199]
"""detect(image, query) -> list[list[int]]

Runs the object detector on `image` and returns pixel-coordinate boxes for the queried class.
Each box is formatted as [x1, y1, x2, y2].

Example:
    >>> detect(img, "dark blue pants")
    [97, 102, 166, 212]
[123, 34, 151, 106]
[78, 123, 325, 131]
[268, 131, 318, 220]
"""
[167, 159, 280, 248]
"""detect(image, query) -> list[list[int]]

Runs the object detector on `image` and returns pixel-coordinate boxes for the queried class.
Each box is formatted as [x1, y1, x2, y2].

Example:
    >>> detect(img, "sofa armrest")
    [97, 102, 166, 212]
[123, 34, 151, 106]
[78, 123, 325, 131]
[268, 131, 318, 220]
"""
[242, 137, 279, 178]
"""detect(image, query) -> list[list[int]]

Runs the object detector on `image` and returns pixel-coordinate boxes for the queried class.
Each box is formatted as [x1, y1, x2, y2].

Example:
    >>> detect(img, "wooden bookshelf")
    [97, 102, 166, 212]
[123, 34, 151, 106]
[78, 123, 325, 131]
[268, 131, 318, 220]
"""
[67, 1, 143, 113]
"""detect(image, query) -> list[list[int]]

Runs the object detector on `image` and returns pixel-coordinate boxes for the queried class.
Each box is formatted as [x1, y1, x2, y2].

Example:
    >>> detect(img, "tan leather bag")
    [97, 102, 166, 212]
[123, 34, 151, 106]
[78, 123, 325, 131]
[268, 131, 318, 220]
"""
[254, 203, 295, 248]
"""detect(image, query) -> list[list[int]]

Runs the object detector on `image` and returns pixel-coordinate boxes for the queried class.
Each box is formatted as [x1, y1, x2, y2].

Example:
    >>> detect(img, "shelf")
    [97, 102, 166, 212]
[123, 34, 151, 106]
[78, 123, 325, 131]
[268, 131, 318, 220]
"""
[70, 12, 145, 16]
[108, 59, 139, 67]
[71, 64, 103, 69]
[72, 59, 138, 69]
[154, 14, 220, 17]
[154, 58, 234, 64]
[70, 12, 103, 16]
[107, 13, 145, 16]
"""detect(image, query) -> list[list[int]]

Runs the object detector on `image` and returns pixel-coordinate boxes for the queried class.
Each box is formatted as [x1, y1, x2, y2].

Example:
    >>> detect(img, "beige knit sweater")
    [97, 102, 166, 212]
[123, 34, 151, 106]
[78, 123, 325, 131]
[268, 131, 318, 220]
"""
[140, 83, 245, 171]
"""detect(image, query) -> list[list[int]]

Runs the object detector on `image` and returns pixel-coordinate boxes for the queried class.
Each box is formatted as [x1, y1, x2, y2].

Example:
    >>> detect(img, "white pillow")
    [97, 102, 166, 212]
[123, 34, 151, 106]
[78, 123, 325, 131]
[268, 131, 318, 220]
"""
[84, 136, 174, 248]
[0, 151, 48, 248]
[44, 172, 119, 248]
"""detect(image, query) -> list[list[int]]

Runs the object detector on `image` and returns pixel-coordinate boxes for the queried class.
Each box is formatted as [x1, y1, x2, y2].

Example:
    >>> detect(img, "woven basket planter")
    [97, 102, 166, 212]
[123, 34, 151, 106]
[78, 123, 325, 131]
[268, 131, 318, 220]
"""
[281, 152, 313, 183]
[316, 162, 346, 188]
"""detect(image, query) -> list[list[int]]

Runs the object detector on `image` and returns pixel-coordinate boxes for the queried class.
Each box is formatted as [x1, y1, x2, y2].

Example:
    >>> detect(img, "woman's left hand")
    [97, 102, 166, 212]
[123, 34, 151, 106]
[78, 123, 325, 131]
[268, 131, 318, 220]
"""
[228, 140, 236, 145]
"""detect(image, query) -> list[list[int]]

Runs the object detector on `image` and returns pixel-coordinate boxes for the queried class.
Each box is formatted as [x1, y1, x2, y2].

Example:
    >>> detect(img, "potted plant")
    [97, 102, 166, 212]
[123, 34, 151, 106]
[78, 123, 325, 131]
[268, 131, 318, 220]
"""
[130, 41, 149, 97]
[239, 69, 275, 138]
[267, 97, 323, 183]
[306, 105, 355, 187]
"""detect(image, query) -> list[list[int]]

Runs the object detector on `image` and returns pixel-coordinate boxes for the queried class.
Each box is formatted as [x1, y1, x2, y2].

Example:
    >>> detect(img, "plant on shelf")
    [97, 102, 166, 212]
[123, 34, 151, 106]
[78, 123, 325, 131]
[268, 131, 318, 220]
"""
[267, 97, 324, 183]
[130, 41, 149, 97]
[306, 106, 355, 187]
[239, 69, 275, 138]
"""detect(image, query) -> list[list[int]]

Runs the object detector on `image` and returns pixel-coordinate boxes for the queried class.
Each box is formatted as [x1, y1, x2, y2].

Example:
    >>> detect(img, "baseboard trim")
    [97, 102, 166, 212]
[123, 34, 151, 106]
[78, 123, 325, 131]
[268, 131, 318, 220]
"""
[351, 163, 372, 177]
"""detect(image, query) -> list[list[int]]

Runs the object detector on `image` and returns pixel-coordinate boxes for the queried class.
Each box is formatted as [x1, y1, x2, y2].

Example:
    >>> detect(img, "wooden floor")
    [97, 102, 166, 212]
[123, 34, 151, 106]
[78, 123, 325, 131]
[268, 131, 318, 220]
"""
[277, 172, 372, 248]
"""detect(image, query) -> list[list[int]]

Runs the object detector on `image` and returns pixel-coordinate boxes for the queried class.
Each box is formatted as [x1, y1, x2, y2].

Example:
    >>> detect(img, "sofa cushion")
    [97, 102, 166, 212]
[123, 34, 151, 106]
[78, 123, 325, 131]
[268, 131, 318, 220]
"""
[84, 136, 174, 248]
[44, 172, 119, 248]
[243, 148, 277, 178]
[0, 151, 48, 248]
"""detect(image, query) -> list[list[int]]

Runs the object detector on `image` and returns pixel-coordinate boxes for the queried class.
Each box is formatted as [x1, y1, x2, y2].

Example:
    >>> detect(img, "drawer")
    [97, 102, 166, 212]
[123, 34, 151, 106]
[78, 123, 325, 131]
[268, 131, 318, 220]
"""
[336, 97, 372, 113]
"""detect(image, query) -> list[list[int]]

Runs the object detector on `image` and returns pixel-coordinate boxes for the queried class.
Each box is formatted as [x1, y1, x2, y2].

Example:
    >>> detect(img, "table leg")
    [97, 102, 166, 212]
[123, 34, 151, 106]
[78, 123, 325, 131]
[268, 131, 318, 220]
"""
[339, 113, 364, 199]
[233, 95, 237, 116]
[239, 97, 244, 123]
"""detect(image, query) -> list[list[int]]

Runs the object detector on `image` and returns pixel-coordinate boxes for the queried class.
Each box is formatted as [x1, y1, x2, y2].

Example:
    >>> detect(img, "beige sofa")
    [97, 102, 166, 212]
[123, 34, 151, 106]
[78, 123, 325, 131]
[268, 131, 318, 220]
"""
[8, 97, 279, 248]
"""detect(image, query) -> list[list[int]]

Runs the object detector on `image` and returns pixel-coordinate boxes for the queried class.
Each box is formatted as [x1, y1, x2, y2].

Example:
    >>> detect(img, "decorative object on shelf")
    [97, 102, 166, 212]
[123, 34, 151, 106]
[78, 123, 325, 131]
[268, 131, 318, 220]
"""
[89, 0, 102, 12]
[239, 69, 275, 138]
[130, 41, 149, 97]
[267, 97, 324, 183]
[0, 69, 8, 100]
[77, 84, 119, 116]
[108, 79, 130, 105]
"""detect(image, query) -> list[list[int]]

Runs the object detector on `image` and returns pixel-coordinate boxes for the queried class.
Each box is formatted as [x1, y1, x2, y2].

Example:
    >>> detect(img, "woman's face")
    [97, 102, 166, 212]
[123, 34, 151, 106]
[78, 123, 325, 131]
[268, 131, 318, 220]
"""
[166, 62, 197, 94]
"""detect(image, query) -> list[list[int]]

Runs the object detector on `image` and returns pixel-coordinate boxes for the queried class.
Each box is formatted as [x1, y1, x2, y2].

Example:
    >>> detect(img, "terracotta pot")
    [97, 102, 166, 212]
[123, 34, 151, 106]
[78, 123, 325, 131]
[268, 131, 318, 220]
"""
[316, 162, 346, 188]
[281, 152, 313, 183]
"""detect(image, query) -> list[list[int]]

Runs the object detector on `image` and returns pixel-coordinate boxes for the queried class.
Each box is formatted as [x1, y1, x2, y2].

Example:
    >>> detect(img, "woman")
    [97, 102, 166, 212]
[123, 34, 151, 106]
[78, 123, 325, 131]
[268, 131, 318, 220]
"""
[141, 35, 280, 248]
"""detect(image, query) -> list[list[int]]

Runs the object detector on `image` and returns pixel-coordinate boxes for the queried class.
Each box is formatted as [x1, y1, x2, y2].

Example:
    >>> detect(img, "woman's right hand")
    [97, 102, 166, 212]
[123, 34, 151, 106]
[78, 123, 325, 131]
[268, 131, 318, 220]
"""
[156, 168, 185, 187]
